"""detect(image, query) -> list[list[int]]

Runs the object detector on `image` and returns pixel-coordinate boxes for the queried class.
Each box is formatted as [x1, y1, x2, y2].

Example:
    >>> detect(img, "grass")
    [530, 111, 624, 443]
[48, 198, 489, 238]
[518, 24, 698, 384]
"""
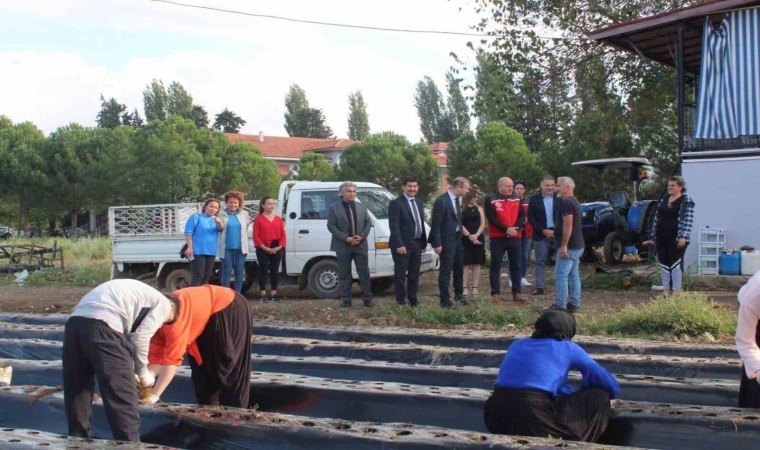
[1, 237, 111, 286]
[578, 292, 736, 339]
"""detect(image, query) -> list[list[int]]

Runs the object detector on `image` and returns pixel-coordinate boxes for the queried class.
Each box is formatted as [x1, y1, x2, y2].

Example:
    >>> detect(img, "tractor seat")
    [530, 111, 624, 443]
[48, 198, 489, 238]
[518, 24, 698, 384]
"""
[609, 191, 630, 209]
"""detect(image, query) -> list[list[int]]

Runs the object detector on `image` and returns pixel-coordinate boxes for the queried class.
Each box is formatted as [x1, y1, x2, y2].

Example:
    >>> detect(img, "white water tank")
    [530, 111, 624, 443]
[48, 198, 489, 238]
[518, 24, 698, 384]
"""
[741, 250, 760, 276]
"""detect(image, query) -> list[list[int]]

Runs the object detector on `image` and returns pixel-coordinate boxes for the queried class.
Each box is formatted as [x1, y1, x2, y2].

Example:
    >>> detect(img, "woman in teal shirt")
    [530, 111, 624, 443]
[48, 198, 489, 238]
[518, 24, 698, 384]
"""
[184, 199, 224, 286]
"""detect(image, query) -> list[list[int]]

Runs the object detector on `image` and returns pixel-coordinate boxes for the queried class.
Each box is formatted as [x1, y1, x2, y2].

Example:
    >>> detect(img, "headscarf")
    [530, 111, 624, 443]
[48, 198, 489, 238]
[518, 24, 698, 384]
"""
[531, 310, 577, 340]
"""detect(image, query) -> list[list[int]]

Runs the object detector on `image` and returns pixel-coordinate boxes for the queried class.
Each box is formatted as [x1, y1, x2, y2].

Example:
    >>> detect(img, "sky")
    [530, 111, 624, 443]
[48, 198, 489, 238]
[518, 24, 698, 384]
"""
[0, 0, 491, 141]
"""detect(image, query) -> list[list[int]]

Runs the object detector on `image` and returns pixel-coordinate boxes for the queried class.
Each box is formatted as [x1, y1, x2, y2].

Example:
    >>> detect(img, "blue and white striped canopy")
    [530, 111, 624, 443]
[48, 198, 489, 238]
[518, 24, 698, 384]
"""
[694, 7, 760, 139]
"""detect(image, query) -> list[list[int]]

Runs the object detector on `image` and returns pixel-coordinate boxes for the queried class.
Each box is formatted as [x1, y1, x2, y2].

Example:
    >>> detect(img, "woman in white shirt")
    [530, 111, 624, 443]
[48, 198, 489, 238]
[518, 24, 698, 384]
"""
[736, 270, 760, 408]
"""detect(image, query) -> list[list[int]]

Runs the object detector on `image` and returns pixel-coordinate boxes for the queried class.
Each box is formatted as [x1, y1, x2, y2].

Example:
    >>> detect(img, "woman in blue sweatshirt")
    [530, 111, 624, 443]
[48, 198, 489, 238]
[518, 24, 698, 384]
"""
[484, 309, 620, 442]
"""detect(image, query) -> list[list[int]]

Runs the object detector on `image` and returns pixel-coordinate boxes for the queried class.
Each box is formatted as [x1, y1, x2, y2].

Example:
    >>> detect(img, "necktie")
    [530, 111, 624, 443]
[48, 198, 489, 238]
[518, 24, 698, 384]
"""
[411, 198, 422, 239]
[348, 203, 356, 236]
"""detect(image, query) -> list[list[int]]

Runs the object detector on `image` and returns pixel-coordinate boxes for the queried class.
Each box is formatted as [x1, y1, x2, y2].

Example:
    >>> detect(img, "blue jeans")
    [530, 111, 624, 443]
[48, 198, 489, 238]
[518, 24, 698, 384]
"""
[221, 248, 247, 293]
[533, 239, 552, 289]
[554, 247, 584, 308]
[520, 238, 532, 279]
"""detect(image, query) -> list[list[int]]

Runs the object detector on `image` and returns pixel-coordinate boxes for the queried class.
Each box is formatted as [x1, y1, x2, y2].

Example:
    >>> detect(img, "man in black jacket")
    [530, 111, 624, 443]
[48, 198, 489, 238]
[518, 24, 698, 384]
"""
[528, 175, 560, 295]
[388, 176, 428, 307]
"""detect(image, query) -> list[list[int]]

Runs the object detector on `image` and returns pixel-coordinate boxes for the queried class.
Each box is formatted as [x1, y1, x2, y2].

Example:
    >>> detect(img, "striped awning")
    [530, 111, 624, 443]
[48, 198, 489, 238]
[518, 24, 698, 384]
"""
[694, 7, 760, 139]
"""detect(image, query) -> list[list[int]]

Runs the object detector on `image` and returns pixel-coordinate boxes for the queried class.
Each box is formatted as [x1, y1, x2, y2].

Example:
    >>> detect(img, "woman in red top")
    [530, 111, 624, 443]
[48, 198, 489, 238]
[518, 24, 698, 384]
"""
[515, 181, 533, 288]
[147, 285, 252, 408]
[253, 196, 287, 302]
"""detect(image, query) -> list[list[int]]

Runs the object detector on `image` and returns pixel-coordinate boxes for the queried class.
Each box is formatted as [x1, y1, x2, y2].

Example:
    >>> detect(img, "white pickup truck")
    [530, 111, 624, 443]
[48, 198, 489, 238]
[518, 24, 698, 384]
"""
[110, 181, 439, 298]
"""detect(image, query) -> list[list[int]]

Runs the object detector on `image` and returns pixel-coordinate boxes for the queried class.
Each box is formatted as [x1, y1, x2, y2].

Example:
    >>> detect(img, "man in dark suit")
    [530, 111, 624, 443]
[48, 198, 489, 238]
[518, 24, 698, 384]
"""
[327, 181, 373, 307]
[528, 175, 560, 295]
[429, 176, 471, 308]
[388, 176, 427, 307]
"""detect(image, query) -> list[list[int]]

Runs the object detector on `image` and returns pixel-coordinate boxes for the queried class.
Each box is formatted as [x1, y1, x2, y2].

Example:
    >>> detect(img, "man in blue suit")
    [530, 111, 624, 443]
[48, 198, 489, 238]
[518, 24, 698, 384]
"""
[527, 175, 560, 295]
[429, 176, 471, 308]
[388, 176, 428, 307]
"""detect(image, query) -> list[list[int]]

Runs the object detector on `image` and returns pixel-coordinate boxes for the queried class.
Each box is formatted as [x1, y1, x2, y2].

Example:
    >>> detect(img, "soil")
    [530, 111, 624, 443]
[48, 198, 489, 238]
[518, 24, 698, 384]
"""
[0, 268, 741, 332]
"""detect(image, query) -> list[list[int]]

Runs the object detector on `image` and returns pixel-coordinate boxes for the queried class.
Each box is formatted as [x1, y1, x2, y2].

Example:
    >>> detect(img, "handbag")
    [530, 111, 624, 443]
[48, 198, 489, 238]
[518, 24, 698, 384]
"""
[180, 213, 201, 259]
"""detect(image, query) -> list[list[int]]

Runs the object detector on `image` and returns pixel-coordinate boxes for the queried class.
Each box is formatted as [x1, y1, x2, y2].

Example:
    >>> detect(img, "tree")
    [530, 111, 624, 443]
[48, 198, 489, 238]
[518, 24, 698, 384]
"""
[445, 72, 471, 136]
[166, 81, 194, 119]
[414, 76, 446, 144]
[212, 108, 246, 133]
[337, 132, 438, 204]
[446, 122, 541, 194]
[96, 95, 127, 129]
[292, 152, 336, 181]
[212, 140, 281, 199]
[143, 79, 168, 122]
[284, 84, 334, 138]
[347, 90, 370, 141]
[121, 108, 144, 128]
[189, 104, 209, 128]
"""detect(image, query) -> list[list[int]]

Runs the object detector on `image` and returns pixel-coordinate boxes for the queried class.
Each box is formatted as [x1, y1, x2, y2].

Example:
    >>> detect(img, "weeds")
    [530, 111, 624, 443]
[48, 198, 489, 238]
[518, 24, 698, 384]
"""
[377, 298, 534, 329]
[579, 292, 736, 338]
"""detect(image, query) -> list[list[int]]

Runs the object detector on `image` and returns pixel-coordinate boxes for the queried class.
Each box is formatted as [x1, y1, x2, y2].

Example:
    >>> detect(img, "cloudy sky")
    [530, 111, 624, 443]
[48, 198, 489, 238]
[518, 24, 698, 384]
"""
[1, 0, 491, 141]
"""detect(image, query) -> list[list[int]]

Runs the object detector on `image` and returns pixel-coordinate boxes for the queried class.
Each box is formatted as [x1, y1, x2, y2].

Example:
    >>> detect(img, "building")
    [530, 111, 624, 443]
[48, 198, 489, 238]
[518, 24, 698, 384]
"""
[589, 0, 760, 269]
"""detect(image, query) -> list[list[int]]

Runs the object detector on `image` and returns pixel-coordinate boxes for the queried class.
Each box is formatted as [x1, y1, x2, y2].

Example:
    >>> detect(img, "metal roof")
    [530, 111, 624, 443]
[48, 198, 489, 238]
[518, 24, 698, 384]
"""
[588, 0, 760, 73]
[571, 157, 652, 170]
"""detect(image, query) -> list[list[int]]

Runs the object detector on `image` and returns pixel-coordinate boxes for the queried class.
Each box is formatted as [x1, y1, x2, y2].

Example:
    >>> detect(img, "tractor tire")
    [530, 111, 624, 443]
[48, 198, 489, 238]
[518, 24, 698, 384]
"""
[603, 232, 624, 264]
[307, 259, 342, 299]
[165, 268, 192, 291]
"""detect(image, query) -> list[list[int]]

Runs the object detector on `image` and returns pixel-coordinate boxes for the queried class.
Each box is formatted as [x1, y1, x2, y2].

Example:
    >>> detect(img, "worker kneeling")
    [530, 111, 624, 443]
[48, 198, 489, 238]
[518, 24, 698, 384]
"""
[483, 309, 620, 443]
[63, 279, 178, 442]
[148, 285, 252, 409]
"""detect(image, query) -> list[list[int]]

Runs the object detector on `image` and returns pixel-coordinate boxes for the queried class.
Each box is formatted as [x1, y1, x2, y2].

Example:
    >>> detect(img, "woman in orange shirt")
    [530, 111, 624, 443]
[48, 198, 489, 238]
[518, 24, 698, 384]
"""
[147, 285, 252, 408]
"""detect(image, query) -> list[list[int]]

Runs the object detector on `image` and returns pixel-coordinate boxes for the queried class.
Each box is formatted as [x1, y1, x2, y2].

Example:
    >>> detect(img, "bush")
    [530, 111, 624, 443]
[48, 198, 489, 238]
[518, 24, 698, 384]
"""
[582, 292, 736, 338]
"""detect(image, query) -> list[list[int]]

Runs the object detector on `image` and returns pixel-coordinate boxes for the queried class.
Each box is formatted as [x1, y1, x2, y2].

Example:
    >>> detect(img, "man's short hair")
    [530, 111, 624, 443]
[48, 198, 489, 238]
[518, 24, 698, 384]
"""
[401, 176, 418, 186]
[542, 174, 555, 182]
[451, 176, 469, 188]
[339, 181, 357, 193]
[557, 176, 575, 189]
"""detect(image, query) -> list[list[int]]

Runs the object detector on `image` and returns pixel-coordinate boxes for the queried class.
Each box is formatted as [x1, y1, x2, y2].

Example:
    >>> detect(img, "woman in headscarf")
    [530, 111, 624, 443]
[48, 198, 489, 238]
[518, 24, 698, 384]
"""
[146, 285, 252, 408]
[483, 309, 620, 442]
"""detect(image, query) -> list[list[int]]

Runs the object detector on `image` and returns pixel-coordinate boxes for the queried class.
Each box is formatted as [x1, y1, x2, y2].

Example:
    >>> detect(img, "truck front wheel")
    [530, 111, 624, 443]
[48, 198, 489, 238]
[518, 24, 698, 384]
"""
[307, 260, 341, 299]
[166, 268, 192, 291]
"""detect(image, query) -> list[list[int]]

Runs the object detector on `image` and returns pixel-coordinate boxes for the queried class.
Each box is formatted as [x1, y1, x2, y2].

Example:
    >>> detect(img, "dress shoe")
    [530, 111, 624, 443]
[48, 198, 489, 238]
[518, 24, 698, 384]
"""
[512, 293, 526, 303]
[456, 295, 468, 305]
[566, 303, 579, 314]
[363, 302, 374, 308]
[490, 293, 502, 303]
[340, 301, 352, 308]
[409, 302, 419, 308]
[543, 304, 566, 312]
[440, 301, 454, 309]
[532, 288, 544, 295]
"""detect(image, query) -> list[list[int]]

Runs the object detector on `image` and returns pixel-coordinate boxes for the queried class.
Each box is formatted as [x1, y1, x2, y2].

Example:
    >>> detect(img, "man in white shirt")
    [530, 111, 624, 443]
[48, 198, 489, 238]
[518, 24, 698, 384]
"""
[63, 279, 177, 442]
[736, 270, 760, 408]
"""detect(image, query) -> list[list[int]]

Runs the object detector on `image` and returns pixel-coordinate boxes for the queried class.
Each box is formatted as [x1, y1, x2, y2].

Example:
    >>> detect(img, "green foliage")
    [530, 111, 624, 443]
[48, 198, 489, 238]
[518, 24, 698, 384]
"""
[580, 293, 737, 338]
[284, 84, 334, 138]
[292, 152, 337, 181]
[142, 79, 168, 122]
[337, 132, 439, 204]
[212, 140, 281, 199]
[121, 108, 144, 128]
[212, 108, 247, 133]
[378, 297, 533, 328]
[347, 90, 370, 141]
[166, 81, 193, 119]
[445, 72, 471, 137]
[189, 104, 209, 128]
[447, 122, 541, 194]
[414, 76, 447, 144]
[96, 95, 127, 129]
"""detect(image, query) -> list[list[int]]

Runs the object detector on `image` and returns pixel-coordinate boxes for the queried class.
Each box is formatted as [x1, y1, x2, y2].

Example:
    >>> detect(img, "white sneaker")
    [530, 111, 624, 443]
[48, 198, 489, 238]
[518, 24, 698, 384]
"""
[651, 285, 664, 291]
[521, 278, 532, 287]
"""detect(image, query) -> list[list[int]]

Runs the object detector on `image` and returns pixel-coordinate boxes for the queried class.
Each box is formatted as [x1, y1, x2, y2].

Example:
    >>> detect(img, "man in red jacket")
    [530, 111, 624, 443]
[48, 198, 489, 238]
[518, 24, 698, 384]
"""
[485, 177, 526, 302]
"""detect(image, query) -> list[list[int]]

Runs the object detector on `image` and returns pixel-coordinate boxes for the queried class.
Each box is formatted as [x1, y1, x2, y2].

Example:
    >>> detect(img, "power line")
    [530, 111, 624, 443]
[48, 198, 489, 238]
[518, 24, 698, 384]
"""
[150, 0, 579, 41]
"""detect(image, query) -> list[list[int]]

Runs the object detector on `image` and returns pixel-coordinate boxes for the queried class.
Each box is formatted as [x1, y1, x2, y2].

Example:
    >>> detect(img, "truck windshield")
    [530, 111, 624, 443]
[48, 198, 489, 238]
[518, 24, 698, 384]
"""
[357, 188, 395, 219]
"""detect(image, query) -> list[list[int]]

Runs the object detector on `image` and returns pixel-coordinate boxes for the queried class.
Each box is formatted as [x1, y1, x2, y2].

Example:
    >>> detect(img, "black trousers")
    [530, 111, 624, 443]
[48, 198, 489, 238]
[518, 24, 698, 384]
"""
[189, 293, 252, 408]
[490, 237, 522, 295]
[739, 320, 760, 408]
[336, 246, 372, 304]
[392, 240, 424, 305]
[63, 316, 140, 442]
[484, 386, 611, 443]
[255, 248, 283, 291]
[189, 255, 216, 286]
[438, 238, 464, 305]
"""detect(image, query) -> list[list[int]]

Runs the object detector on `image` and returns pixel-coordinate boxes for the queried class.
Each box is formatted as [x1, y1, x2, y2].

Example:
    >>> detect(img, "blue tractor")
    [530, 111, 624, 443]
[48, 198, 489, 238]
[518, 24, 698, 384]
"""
[571, 158, 657, 264]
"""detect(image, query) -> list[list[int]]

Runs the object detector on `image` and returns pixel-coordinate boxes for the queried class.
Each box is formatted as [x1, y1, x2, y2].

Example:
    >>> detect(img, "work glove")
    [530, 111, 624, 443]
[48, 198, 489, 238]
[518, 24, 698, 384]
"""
[136, 371, 155, 388]
[139, 393, 160, 405]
